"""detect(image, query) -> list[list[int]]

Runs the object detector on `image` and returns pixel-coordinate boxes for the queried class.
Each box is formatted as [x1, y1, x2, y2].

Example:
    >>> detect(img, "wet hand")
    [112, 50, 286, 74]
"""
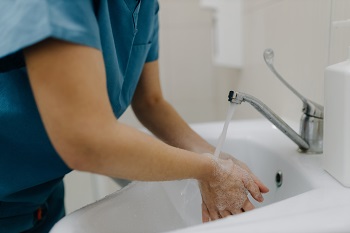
[219, 152, 270, 194]
[199, 154, 268, 222]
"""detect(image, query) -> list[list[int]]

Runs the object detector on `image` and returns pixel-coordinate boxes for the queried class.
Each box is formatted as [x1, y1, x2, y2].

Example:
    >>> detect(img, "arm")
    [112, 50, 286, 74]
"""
[24, 39, 213, 182]
[24, 39, 265, 221]
[131, 60, 213, 154]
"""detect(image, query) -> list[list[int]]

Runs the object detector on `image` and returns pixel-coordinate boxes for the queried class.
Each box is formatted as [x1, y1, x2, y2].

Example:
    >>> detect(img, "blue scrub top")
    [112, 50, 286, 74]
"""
[0, 0, 159, 232]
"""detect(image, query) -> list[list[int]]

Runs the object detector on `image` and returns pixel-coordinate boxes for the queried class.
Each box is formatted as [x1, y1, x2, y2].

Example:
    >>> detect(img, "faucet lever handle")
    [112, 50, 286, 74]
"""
[263, 49, 323, 118]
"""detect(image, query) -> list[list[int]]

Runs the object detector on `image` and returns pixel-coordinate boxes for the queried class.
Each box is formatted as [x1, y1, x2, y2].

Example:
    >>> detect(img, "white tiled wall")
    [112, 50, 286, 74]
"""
[329, 0, 350, 64]
[64, 0, 350, 214]
[234, 0, 350, 121]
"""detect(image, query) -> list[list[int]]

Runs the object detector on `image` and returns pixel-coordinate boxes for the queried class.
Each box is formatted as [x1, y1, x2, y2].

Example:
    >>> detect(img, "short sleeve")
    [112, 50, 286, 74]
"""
[0, 0, 101, 60]
[145, 1, 159, 63]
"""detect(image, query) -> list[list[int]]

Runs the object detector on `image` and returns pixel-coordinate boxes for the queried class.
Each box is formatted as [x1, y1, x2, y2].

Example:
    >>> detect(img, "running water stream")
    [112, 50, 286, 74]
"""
[214, 103, 237, 157]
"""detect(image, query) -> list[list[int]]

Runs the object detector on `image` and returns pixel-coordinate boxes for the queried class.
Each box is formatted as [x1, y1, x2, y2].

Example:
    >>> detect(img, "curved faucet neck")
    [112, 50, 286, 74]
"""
[229, 91, 323, 153]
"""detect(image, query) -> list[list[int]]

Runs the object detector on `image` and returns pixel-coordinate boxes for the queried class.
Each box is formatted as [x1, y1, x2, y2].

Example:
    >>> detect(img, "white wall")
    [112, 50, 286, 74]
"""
[234, 0, 350, 121]
[119, 0, 350, 126]
[64, 0, 350, 214]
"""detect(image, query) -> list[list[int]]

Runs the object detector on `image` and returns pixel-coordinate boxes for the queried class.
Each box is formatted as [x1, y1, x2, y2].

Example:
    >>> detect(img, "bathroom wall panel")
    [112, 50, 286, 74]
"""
[234, 0, 331, 121]
[329, 0, 350, 65]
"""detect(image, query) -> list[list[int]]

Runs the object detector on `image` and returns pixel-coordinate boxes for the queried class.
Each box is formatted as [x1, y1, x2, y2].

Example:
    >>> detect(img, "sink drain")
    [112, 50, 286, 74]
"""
[275, 170, 283, 188]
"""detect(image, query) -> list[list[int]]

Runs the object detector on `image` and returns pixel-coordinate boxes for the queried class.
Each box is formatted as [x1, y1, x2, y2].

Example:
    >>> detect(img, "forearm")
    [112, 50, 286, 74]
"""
[73, 119, 214, 181]
[131, 61, 215, 155]
[133, 99, 215, 154]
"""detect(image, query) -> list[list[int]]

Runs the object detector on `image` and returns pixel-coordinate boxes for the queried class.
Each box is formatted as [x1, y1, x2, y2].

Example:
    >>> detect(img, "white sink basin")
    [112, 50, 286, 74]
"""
[51, 120, 350, 233]
[211, 139, 313, 209]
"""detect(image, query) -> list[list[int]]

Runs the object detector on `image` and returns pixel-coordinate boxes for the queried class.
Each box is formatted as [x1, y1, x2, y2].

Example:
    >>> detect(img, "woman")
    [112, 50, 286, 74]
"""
[0, 1, 268, 232]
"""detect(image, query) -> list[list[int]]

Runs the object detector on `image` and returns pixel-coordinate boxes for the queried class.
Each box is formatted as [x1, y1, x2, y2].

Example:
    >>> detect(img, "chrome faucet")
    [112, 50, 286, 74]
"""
[228, 49, 323, 154]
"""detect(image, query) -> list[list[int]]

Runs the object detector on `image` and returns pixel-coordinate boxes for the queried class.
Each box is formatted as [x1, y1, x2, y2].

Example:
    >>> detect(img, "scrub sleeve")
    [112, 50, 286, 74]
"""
[0, 0, 101, 59]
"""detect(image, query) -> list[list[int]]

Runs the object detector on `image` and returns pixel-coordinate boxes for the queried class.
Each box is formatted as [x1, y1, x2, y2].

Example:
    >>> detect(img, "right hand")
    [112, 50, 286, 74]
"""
[198, 156, 265, 222]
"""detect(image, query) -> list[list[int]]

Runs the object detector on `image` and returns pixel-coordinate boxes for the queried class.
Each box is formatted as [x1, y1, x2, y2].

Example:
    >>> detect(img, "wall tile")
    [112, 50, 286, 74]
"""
[329, 0, 350, 64]
[235, 0, 331, 121]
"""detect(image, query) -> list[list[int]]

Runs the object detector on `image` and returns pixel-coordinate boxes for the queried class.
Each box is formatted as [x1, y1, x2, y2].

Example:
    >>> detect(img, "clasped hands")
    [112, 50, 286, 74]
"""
[198, 153, 269, 222]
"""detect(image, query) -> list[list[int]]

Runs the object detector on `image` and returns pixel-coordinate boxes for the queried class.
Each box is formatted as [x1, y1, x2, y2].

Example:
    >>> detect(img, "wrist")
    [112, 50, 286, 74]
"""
[191, 143, 215, 155]
[196, 153, 217, 183]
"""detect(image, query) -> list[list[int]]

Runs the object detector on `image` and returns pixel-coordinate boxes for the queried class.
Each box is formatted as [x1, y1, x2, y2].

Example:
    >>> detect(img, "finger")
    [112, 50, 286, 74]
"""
[232, 158, 270, 194]
[242, 199, 255, 212]
[238, 163, 270, 194]
[244, 178, 264, 202]
[201, 203, 210, 223]
[230, 208, 243, 215]
[218, 152, 232, 160]
[219, 210, 232, 218]
[250, 174, 269, 193]
[208, 210, 220, 221]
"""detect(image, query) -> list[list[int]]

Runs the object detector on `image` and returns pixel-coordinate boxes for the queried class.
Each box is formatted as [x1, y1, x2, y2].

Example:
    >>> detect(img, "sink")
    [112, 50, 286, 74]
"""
[50, 119, 350, 233]
[212, 139, 313, 209]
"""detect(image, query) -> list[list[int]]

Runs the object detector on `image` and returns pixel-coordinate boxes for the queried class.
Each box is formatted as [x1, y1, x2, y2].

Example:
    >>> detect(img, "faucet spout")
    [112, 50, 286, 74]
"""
[227, 49, 323, 154]
[228, 91, 310, 151]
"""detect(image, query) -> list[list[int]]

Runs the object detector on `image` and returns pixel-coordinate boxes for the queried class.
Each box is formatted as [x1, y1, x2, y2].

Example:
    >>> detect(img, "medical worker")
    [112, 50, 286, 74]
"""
[0, 1, 268, 232]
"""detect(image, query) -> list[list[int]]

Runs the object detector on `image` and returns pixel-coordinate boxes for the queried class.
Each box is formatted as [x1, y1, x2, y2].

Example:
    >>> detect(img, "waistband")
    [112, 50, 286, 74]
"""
[0, 180, 64, 232]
